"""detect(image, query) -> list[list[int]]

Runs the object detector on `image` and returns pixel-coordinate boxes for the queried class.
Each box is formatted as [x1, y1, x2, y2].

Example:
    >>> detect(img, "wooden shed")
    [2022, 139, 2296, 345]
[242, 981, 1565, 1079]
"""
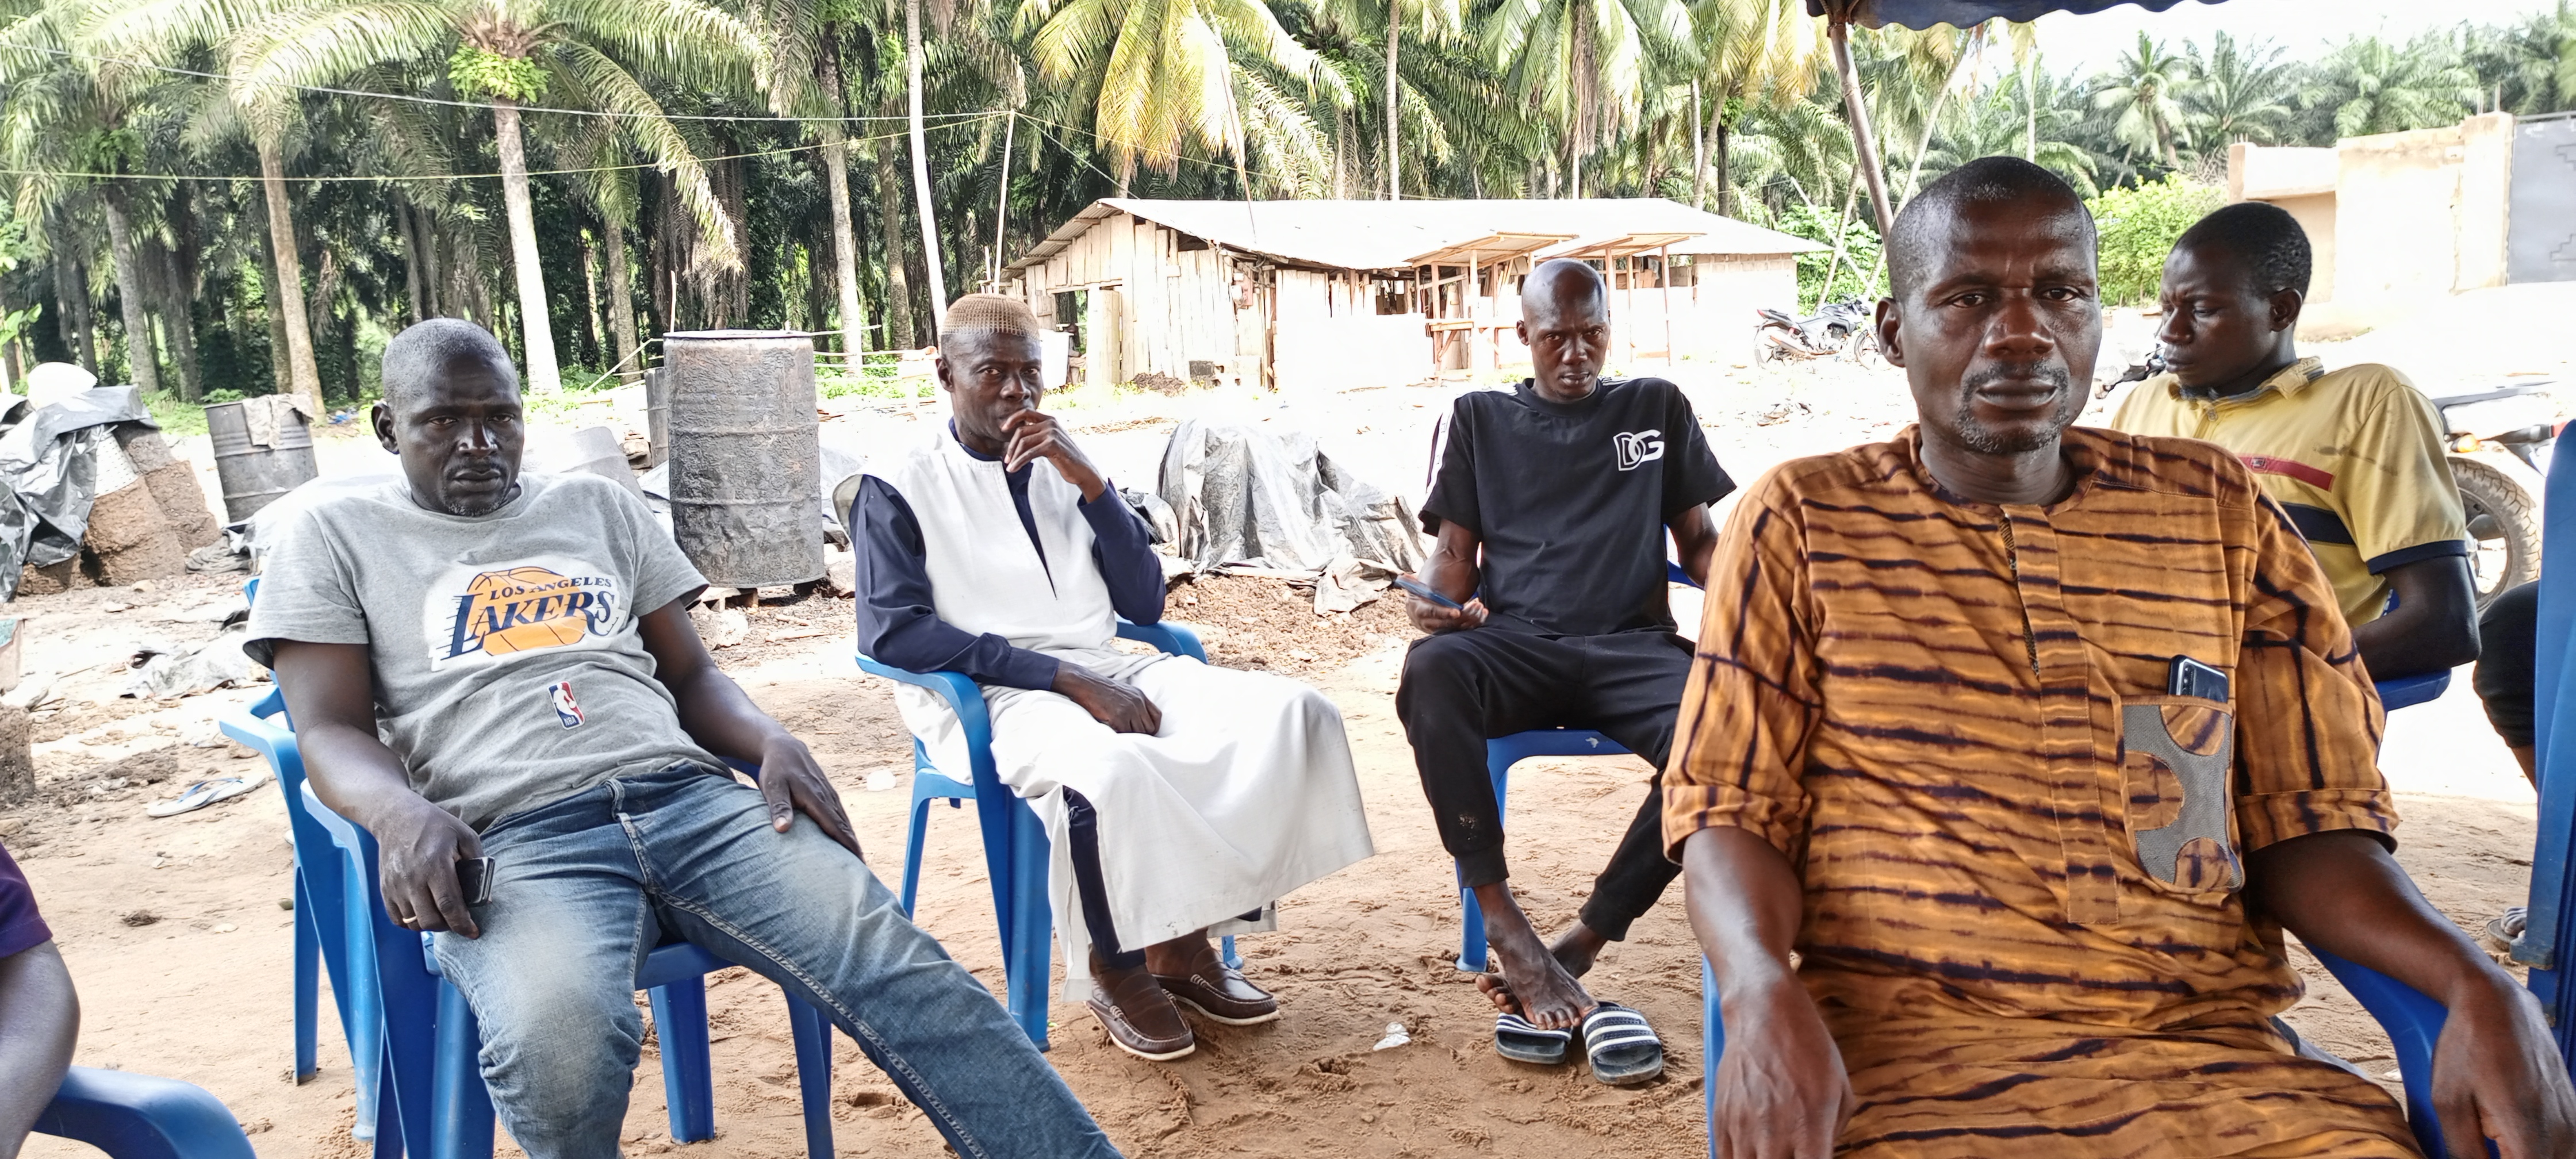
[1000, 198, 1823, 395]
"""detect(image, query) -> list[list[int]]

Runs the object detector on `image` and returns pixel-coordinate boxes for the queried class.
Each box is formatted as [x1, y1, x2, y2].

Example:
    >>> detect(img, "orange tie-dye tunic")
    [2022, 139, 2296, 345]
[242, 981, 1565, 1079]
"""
[1664, 427, 2418, 1158]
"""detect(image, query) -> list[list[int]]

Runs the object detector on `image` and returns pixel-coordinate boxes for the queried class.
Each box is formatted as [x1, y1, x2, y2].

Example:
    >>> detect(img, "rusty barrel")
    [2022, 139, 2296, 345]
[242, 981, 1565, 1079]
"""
[665, 331, 823, 589]
[205, 398, 319, 522]
[644, 366, 670, 467]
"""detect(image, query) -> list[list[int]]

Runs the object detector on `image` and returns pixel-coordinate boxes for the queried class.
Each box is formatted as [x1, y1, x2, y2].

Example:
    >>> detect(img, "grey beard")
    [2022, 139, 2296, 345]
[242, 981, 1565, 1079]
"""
[1953, 364, 2075, 455]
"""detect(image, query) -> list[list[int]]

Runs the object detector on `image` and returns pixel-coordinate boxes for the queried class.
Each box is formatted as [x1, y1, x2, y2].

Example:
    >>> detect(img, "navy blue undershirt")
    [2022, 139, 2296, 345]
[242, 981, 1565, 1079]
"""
[850, 424, 1165, 690]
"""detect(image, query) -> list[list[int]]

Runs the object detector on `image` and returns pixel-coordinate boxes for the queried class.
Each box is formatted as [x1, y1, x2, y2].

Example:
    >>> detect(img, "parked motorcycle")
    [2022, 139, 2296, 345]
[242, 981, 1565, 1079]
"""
[1755, 300, 1880, 365]
[2431, 380, 2560, 608]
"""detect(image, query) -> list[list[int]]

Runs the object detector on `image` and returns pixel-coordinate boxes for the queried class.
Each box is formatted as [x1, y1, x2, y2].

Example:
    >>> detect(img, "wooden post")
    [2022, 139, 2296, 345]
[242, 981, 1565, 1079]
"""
[1659, 244, 1674, 366]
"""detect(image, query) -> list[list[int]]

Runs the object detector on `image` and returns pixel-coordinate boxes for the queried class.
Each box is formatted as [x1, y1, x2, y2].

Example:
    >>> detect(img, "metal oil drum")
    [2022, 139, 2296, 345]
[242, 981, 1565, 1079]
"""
[664, 330, 823, 588]
[204, 398, 320, 522]
[643, 366, 670, 467]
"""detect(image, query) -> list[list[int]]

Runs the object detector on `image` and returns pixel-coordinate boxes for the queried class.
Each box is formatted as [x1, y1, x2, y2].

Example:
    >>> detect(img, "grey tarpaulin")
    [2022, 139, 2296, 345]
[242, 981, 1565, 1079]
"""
[1156, 420, 1427, 573]
[0, 386, 155, 600]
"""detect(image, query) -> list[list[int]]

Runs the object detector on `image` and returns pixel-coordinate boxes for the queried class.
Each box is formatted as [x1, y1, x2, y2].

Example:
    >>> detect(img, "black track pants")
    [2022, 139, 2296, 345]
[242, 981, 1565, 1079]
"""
[1394, 628, 1693, 941]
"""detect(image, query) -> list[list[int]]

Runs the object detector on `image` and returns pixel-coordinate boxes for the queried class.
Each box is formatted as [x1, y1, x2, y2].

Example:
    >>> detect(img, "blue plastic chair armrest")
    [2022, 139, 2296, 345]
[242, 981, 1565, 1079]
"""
[218, 687, 298, 765]
[2373, 670, 2452, 713]
[37, 1066, 259, 1159]
[855, 657, 991, 733]
[1114, 619, 1206, 662]
[2309, 946, 2451, 1157]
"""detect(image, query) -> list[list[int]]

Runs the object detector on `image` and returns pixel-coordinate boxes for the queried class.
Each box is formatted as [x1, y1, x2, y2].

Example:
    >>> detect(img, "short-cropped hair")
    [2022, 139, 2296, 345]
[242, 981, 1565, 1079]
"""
[1888, 156, 2095, 299]
[2175, 201, 2312, 299]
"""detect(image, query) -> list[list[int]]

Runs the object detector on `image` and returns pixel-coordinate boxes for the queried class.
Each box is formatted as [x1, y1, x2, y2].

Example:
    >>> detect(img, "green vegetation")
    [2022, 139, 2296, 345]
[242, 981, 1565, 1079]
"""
[2087, 175, 2227, 306]
[0, 0, 2556, 429]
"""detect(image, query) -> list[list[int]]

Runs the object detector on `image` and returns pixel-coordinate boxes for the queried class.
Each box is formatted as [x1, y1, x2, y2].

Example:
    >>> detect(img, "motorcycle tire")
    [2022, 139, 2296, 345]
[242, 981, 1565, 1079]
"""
[2454, 456, 2540, 611]
[1845, 330, 1887, 370]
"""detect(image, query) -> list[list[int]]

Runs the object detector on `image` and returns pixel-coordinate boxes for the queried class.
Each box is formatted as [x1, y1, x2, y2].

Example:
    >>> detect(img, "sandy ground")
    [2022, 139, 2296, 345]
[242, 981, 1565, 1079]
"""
[12, 286, 2570, 1157]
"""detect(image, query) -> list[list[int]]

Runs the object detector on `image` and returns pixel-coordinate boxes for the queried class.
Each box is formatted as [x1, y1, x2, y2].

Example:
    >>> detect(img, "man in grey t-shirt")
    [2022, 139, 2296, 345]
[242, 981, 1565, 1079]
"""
[246, 319, 1118, 1159]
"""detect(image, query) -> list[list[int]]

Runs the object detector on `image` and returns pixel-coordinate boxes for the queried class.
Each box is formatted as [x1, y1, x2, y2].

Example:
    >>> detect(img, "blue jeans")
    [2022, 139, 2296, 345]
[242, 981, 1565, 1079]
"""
[433, 762, 1120, 1159]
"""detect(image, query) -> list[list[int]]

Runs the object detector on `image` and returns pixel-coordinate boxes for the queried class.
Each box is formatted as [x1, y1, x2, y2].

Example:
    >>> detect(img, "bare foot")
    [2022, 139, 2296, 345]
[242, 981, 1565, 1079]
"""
[1469, 883, 1593, 1031]
[1548, 921, 1611, 979]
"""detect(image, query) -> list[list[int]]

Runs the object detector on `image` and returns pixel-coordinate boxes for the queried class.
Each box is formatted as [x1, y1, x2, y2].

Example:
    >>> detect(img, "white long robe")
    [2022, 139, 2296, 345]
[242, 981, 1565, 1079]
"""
[871, 433, 1375, 997]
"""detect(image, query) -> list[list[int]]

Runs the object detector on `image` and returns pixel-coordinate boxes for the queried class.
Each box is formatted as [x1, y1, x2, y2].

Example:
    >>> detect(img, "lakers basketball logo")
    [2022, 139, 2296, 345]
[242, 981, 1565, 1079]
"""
[427, 561, 624, 668]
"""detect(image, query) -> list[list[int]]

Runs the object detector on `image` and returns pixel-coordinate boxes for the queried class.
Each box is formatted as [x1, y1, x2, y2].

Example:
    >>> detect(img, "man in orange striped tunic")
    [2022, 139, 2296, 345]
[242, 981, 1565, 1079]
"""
[1667, 157, 2574, 1159]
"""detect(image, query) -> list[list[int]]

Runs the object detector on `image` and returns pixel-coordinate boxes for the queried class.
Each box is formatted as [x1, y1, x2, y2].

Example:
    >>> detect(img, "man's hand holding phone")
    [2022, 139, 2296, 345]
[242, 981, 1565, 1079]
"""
[1397, 575, 1488, 634]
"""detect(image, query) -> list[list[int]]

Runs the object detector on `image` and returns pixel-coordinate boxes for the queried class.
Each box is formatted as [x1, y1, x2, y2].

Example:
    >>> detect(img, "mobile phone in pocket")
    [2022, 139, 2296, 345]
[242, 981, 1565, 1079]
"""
[2167, 656, 2230, 703]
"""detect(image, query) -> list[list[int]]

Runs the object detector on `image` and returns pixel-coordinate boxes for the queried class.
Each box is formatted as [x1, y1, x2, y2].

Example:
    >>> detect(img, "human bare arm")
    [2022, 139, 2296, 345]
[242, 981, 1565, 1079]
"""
[1684, 827, 1853, 1159]
[1670, 503, 1719, 589]
[2245, 830, 2574, 1159]
[273, 640, 488, 938]
[2351, 555, 2479, 679]
[0, 941, 76, 1158]
[1408, 519, 1489, 632]
[638, 598, 863, 861]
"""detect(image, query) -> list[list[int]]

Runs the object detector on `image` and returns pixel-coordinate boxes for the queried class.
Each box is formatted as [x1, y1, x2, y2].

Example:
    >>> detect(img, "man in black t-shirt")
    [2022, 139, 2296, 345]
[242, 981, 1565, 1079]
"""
[1398, 259, 1734, 1082]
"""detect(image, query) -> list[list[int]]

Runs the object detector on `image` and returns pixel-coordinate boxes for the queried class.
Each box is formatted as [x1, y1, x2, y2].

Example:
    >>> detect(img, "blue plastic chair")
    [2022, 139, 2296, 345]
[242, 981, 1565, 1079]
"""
[221, 574, 393, 1146]
[860, 619, 1235, 1051]
[223, 671, 838, 1159]
[1696, 673, 2467, 1158]
[36, 1067, 259, 1159]
[2521, 436, 2576, 1066]
[1456, 561, 1700, 972]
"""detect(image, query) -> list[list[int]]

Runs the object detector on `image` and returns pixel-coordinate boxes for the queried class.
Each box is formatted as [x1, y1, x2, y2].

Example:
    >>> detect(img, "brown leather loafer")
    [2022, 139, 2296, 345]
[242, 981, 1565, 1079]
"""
[1089, 965, 1196, 1061]
[1153, 962, 1280, 1026]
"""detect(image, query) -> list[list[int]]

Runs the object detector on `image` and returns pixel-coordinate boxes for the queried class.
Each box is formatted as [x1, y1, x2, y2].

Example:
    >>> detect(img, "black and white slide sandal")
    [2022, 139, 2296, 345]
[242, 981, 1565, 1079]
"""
[1581, 1002, 1663, 1085]
[1494, 1011, 1572, 1065]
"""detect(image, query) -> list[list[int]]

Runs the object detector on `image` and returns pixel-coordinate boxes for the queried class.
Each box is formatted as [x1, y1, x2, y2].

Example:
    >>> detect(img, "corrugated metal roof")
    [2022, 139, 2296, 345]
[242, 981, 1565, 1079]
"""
[1007, 197, 1826, 274]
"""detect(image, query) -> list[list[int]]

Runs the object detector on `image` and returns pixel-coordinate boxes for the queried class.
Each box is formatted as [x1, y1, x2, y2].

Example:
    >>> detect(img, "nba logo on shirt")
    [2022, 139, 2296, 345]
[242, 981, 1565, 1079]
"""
[547, 680, 584, 728]
[1614, 430, 1665, 471]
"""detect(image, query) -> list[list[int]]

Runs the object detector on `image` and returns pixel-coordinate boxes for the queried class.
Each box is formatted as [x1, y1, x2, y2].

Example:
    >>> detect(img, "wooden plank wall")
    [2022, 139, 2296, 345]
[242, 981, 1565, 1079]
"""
[1020, 211, 1258, 385]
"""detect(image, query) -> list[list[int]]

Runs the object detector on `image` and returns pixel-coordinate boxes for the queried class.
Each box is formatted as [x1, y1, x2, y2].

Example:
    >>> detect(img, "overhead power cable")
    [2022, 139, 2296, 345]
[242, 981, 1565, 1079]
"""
[17, 41, 1013, 125]
[0, 116, 996, 182]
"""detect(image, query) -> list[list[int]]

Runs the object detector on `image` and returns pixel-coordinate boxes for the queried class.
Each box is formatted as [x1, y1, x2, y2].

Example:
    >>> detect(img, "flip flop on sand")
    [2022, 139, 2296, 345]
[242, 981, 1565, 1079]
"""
[1494, 1011, 1571, 1065]
[146, 774, 266, 819]
[1581, 1003, 1663, 1085]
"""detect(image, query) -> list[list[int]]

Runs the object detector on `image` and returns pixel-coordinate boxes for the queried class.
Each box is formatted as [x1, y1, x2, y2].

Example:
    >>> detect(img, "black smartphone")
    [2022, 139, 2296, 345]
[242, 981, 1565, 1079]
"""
[2167, 657, 2230, 703]
[1391, 575, 1465, 611]
[457, 857, 497, 907]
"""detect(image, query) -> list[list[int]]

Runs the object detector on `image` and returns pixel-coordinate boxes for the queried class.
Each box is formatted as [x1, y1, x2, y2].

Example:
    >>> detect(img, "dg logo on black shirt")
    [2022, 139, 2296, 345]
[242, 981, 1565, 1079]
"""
[1614, 429, 1665, 471]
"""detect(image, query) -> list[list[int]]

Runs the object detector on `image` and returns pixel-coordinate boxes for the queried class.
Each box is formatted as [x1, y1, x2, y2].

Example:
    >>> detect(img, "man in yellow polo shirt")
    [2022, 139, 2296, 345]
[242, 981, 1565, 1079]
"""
[2111, 201, 2477, 678]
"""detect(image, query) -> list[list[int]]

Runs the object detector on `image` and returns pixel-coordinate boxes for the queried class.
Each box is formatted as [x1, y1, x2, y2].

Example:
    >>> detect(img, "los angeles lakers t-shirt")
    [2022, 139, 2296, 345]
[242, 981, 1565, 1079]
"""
[245, 471, 720, 830]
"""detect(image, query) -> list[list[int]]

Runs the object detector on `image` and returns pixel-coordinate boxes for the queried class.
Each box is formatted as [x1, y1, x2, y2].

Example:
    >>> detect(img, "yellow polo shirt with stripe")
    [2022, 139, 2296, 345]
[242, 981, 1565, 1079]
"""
[2111, 356, 2467, 628]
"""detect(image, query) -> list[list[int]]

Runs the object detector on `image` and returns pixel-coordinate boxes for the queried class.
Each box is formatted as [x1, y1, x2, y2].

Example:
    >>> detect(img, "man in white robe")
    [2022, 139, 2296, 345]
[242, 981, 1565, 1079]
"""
[851, 294, 1375, 1062]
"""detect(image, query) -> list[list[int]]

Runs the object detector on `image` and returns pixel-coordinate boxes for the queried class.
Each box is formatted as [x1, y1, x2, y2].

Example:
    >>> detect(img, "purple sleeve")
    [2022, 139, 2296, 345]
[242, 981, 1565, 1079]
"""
[1079, 482, 1165, 626]
[0, 842, 52, 958]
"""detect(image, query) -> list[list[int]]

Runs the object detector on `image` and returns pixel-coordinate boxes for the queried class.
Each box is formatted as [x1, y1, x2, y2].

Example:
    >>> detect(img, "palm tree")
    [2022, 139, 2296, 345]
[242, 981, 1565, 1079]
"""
[904, 0, 946, 328]
[1688, 0, 1820, 214]
[1379, 0, 1462, 198]
[0, 0, 166, 397]
[1478, 0, 1692, 197]
[2185, 31, 2294, 147]
[200, 0, 763, 392]
[2462, 2, 2576, 116]
[746, 0, 866, 359]
[1920, 71, 2098, 195]
[1023, 0, 1333, 190]
[2302, 34, 2479, 139]
[2091, 31, 2192, 170]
